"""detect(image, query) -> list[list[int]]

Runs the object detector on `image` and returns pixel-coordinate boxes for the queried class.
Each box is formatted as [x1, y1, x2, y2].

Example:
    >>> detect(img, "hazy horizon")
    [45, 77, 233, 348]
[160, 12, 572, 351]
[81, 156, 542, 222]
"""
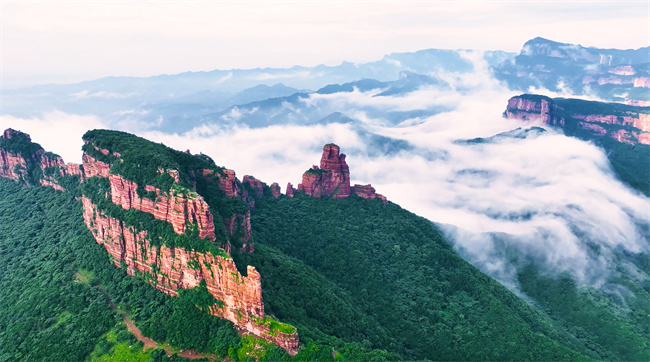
[2, 1, 648, 87]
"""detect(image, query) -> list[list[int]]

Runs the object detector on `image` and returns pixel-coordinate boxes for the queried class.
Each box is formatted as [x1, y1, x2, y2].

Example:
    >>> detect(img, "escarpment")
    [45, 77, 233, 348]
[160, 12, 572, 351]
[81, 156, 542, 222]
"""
[0, 128, 82, 190]
[79, 130, 298, 354]
[0, 129, 392, 355]
[81, 196, 298, 352]
[504, 94, 650, 145]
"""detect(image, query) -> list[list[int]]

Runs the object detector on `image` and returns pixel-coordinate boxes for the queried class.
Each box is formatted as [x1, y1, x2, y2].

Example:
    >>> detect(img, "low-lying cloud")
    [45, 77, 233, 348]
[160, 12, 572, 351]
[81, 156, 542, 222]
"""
[3, 53, 648, 292]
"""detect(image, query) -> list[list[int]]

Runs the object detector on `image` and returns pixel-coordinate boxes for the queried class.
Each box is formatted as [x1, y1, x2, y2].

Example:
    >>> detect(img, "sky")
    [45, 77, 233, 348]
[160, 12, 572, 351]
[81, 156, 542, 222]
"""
[2, 1, 649, 87]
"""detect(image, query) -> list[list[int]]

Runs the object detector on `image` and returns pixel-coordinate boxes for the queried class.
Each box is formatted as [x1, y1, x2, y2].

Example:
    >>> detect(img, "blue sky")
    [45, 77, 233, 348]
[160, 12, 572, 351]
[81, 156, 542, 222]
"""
[2, 1, 649, 86]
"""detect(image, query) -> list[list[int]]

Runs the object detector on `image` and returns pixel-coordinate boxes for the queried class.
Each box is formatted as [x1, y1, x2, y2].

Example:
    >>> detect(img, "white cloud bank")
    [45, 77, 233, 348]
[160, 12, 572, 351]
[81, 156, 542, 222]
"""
[2, 53, 647, 290]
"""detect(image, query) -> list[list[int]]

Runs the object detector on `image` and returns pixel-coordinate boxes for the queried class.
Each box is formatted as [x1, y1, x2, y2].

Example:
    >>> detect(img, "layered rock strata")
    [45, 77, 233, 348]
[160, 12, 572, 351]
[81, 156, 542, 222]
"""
[0, 128, 82, 190]
[297, 144, 387, 203]
[298, 144, 351, 199]
[504, 95, 650, 145]
[82, 197, 298, 353]
[108, 174, 216, 241]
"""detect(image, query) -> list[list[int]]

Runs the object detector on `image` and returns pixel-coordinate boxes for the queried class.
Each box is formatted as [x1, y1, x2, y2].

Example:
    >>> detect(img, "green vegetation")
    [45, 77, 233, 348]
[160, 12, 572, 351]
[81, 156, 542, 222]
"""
[514, 95, 650, 195]
[304, 168, 329, 175]
[0, 131, 45, 185]
[518, 265, 650, 361]
[251, 315, 296, 335]
[80, 176, 230, 257]
[239, 194, 601, 361]
[0, 131, 45, 161]
[179, 280, 224, 310]
[5, 127, 648, 361]
[88, 324, 152, 362]
[0, 178, 242, 361]
[82, 129, 223, 194]
[81, 129, 250, 246]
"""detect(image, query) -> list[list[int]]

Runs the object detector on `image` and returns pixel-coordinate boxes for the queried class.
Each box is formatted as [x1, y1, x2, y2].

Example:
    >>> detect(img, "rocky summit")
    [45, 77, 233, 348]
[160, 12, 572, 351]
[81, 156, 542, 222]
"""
[298, 143, 386, 202]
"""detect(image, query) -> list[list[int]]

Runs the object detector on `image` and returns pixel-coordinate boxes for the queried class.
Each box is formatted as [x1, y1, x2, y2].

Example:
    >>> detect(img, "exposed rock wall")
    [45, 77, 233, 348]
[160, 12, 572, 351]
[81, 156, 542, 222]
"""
[504, 97, 565, 127]
[504, 95, 650, 145]
[108, 174, 216, 241]
[270, 183, 281, 199]
[224, 211, 254, 253]
[0, 148, 27, 181]
[243, 175, 265, 199]
[82, 196, 298, 353]
[83, 154, 111, 178]
[297, 144, 387, 202]
[0, 128, 82, 190]
[352, 184, 387, 203]
[298, 144, 351, 199]
[286, 183, 295, 199]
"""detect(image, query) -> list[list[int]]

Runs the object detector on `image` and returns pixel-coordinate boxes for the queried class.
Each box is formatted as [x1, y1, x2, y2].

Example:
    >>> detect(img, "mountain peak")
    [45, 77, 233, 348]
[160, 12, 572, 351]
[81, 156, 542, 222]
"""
[297, 144, 386, 202]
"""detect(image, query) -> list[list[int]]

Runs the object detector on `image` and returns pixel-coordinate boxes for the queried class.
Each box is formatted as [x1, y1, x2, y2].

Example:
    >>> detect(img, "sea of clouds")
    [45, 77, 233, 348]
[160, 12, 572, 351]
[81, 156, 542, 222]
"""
[3, 52, 648, 290]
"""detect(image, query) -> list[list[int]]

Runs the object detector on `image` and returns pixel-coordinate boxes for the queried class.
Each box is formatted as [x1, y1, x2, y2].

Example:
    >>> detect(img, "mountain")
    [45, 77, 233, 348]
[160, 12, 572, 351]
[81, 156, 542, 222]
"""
[504, 94, 650, 194]
[2, 128, 649, 361]
[493, 37, 650, 104]
[1, 49, 510, 133]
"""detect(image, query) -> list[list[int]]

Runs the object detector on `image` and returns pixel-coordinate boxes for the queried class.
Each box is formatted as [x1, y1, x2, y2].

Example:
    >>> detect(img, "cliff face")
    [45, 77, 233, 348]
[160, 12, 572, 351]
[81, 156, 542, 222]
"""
[297, 144, 387, 203]
[0, 147, 28, 181]
[298, 144, 351, 199]
[108, 173, 216, 241]
[0, 128, 82, 190]
[79, 133, 298, 354]
[351, 184, 387, 203]
[504, 95, 650, 145]
[82, 196, 298, 353]
[504, 97, 565, 127]
[493, 37, 650, 105]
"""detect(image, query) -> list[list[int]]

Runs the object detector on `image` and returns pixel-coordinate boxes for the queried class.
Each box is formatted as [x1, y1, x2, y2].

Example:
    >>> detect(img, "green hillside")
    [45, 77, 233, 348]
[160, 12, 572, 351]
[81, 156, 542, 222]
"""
[2, 129, 648, 361]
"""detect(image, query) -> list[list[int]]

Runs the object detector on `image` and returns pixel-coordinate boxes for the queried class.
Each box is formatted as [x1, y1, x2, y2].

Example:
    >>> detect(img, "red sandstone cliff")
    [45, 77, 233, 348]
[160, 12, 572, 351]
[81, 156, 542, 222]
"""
[270, 182, 281, 199]
[298, 144, 351, 199]
[108, 174, 216, 241]
[352, 184, 387, 203]
[79, 137, 297, 353]
[0, 129, 83, 190]
[297, 144, 387, 203]
[82, 196, 298, 353]
[504, 95, 650, 145]
[503, 97, 565, 127]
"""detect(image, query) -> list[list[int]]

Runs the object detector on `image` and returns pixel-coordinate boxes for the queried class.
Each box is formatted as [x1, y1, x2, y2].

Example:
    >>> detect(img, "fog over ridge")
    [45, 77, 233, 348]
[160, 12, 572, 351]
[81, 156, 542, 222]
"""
[2, 53, 648, 291]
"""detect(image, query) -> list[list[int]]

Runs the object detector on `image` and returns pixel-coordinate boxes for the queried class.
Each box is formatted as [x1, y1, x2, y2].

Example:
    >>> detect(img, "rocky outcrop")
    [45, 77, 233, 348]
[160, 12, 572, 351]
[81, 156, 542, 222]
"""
[83, 154, 111, 178]
[107, 174, 216, 241]
[298, 144, 351, 199]
[224, 211, 254, 253]
[0, 148, 27, 181]
[504, 96, 565, 127]
[82, 196, 298, 354]
[296, 144, 387, 203]
[243, 175, 265, 199]
[352, 184, 387, 203]
[504, 95, 650, 145]
[270, 183, 281, 199]
[216, 169, 239, 198]
[39, 153, 83, 190]
[0, 129, 82, 189]
[286, 183, 295, 199]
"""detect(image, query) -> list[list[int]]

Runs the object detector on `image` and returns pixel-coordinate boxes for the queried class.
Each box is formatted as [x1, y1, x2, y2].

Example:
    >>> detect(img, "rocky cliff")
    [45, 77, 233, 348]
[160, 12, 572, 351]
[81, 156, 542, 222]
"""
[504, 95, 650, 145]
[77, 130, 298, 353]
[0, 128, 82, 190]
[493, 37, 650, 105]
[298, 144, 386, 202]
[82, 196, 298, 353]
